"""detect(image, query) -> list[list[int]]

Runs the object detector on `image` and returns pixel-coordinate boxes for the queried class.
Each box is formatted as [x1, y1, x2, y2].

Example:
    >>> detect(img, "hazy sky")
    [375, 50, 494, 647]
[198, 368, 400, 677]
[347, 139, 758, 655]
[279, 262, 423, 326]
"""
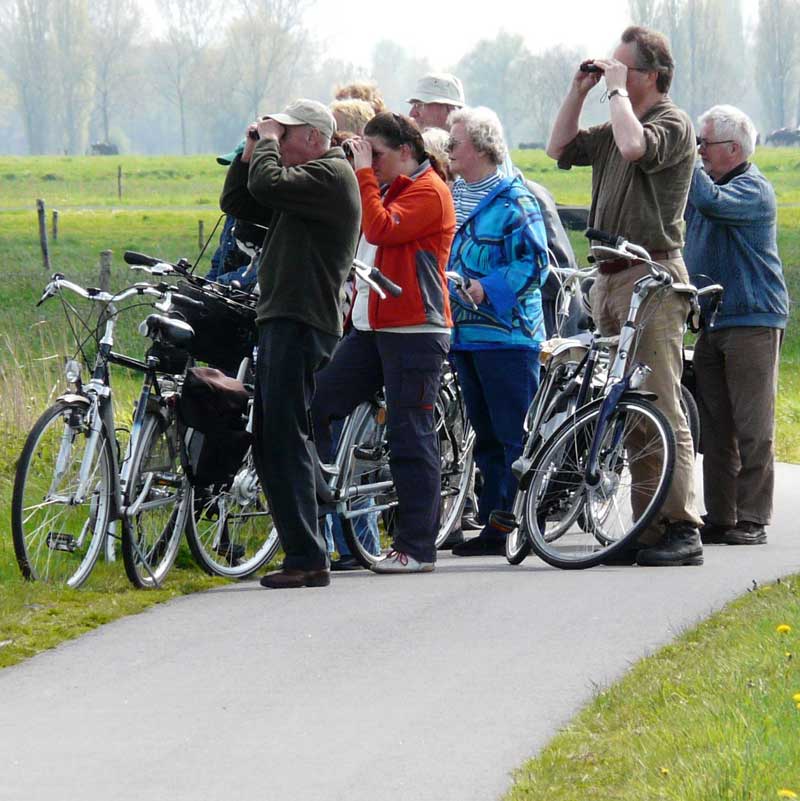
[145, 0, 762, 70]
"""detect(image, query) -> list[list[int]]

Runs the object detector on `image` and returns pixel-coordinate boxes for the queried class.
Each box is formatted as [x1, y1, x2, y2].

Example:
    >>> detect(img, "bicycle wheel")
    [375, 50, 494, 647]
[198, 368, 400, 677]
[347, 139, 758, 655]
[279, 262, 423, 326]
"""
[121, 411, 188, 588]
[679, 384, 700, 455]
[183, 448, 281, 578]
[523, 396, 675, 569]
[12, 401, 113, 588]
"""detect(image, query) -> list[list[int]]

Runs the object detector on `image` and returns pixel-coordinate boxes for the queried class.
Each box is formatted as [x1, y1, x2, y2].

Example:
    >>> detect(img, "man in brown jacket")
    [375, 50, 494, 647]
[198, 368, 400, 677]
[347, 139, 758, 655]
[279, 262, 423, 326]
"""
[546, 26, 703, 566]
[221, 99, 361, 588]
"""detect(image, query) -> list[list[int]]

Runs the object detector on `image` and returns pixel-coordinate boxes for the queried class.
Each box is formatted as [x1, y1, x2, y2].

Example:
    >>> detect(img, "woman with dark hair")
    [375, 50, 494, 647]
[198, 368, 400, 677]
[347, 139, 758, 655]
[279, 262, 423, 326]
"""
[312, 112, 456, 574]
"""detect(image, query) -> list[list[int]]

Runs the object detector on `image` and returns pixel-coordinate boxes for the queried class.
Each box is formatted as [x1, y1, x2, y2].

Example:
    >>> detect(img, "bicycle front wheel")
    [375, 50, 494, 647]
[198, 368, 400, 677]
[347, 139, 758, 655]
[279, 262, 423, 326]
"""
[12, 401, 113, 588]
[523, 396, 676, 569]
[122, 411, 188, 588]
[183, 449, 281, 578]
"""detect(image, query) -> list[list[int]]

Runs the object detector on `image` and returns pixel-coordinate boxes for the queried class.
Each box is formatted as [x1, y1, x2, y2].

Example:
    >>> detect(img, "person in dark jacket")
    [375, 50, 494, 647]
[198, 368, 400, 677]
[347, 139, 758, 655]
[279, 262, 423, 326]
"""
[220, 99, 361, 589]
[684, 104, 789, 547]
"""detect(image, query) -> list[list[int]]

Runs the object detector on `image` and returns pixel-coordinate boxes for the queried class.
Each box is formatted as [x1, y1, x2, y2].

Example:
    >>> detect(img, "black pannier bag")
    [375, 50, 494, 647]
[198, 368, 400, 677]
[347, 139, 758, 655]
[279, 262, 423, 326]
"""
[145, 340, 191, 375]
[178, 367, 252, 487]
[173, 280, 256, 373]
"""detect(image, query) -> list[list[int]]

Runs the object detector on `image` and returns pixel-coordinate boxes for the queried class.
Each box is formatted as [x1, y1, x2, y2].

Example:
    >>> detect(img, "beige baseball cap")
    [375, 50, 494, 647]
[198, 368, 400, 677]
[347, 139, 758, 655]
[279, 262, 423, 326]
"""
[406, 73, 465, 107]
[264, 98, 337, 139]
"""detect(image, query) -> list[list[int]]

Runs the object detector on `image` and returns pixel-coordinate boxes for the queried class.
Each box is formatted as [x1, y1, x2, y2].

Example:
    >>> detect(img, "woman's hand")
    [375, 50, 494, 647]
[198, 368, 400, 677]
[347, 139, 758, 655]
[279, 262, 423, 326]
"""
[349, 138, 373, 171]
[465, 279, 485, 305]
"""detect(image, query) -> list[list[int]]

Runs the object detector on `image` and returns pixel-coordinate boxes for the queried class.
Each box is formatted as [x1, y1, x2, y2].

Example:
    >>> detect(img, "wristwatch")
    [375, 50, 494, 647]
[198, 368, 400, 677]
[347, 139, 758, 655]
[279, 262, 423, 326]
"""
[608, 88, 630, 100]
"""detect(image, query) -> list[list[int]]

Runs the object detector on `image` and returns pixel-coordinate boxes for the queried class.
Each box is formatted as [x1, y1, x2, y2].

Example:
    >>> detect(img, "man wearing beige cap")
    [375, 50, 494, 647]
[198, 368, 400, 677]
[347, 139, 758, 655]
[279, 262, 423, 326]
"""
[221, 98, 361, 589]
[407, 72, 465, 131]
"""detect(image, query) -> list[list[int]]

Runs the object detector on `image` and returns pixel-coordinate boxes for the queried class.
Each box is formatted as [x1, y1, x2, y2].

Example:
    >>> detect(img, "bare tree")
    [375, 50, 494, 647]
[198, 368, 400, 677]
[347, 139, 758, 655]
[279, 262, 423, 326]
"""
[155, 0, 221, 154]
[756, 0, 800, 129]
[90, 0, 141, 145]
[0, 0, 53, 153]
[629, 0, 661, 25]
[370, 40, 430, 115]
[51, 0, 94, 154]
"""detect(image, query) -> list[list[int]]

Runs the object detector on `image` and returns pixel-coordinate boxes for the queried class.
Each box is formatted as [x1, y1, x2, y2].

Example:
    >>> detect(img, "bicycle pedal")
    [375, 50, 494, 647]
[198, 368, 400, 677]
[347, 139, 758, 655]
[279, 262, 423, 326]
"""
[47, 532, 77, 553]
[353, 445, 385, 461]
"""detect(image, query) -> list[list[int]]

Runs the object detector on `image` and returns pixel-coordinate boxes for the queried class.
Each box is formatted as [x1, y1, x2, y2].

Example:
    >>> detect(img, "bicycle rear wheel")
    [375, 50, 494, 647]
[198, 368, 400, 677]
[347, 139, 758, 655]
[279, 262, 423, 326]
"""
[183, 449, 281, 578]
[121, 411, 188, 588]
[12, 401, 113, 588]
[523, 396, 675, 569]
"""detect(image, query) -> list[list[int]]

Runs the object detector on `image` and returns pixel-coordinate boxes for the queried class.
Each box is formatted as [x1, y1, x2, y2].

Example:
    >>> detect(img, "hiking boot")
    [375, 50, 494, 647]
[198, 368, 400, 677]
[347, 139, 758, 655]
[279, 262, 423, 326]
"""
[330, 555, 363, 571]
[451, 536, 506, 556]
[699, 520, 733, 545]
[636, 521, 704, 567]
[600, 545, 640, 566]
[726, 521, 767, 545]
[371, 550, 434, 574]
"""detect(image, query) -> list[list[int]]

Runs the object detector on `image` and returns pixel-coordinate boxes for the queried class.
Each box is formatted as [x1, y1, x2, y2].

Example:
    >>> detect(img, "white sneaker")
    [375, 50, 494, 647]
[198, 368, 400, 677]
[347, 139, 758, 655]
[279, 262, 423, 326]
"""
[371, 550, 435, 574]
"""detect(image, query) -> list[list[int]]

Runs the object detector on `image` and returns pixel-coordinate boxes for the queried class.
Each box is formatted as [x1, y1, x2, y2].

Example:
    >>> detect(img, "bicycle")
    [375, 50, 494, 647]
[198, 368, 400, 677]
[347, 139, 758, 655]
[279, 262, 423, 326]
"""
[505, 230, 723, 569]
[12, 272, 203, 588]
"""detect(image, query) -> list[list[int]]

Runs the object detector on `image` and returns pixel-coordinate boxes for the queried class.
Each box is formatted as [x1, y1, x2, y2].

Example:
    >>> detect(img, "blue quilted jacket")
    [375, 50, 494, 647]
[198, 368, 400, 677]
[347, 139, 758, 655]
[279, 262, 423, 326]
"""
[447, 176, 549, 350]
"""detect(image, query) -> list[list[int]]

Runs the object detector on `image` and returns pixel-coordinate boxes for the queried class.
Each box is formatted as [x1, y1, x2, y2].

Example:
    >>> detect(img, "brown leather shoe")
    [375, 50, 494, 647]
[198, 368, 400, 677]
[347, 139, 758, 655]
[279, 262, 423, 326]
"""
[259, 568, 331, 589]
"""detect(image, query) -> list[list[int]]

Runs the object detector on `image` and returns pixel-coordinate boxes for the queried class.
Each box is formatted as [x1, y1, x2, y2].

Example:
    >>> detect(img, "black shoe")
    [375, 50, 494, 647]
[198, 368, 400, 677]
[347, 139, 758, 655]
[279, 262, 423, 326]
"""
[726, 521, 767, 545]
[330, 555, 364, 571]
[636, 521, 704, 567]
[260, 568, 331, 588]
[699, 519, 733, 544]
[438, 528, 466, 551]
[451, 537, 506, 557]
[600, 546, 640, 566]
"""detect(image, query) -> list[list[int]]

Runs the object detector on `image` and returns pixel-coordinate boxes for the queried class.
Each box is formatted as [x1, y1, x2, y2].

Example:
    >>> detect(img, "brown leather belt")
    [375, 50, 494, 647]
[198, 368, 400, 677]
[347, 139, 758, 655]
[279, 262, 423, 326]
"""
[597, 248, 682, 275]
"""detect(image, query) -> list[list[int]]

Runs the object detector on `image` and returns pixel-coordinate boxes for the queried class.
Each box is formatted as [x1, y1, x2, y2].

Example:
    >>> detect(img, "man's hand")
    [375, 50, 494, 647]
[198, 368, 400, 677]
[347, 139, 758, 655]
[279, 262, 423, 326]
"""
[349, 138, 373, 171]
[593, 58, 628, 93]
[572, 61, 602, 96]
[465, 279, 485, 306]
[242, 122, 260, 163]
[257, 118, 285, 142]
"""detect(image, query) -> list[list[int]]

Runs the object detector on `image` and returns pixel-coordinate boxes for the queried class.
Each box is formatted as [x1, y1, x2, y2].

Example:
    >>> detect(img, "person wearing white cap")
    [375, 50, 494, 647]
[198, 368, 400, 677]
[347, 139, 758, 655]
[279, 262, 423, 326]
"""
[220, 98, 362, 589]
[407, 72, 465, 131]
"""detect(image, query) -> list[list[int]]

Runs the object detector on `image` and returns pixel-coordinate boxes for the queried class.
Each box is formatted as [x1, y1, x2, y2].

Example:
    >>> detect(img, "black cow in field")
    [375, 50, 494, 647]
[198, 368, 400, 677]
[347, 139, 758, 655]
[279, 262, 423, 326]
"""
[765, 127, 800, 146]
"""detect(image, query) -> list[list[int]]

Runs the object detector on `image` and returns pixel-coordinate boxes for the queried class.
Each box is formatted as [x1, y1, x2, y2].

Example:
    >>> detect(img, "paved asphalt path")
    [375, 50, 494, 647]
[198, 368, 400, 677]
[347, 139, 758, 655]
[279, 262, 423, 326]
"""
[2, 463, 799, 801]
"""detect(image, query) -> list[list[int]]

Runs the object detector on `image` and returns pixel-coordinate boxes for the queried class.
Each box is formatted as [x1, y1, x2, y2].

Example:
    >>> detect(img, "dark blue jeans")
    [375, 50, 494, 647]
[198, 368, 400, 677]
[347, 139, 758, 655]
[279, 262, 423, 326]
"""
[312, 329, 449, 564]
[253, 319, 338, 571]
[450, 349, 539, 533]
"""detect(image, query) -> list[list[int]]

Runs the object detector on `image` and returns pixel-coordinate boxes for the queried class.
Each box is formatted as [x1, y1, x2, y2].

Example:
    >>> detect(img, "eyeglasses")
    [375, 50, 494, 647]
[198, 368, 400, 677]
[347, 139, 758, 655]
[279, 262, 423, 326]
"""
[696, 137, 735, 148]
[446, 138, 462, 153]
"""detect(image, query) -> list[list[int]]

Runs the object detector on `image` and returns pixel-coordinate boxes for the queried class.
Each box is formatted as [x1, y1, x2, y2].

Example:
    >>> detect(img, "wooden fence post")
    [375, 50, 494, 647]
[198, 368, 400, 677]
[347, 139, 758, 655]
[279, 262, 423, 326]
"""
[36, 199, 51, 270]
[198, 219, 204, 251]
[117, 165, 122, 200]
[99, 250, 113, 291]
[52, 209, 59, 242]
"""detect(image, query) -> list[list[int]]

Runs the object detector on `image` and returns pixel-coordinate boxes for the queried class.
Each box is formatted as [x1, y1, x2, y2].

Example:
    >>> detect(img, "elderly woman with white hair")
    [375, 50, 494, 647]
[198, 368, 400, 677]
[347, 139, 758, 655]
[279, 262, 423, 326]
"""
[684, 104, 788, 548]
[446, 105, 550, 556]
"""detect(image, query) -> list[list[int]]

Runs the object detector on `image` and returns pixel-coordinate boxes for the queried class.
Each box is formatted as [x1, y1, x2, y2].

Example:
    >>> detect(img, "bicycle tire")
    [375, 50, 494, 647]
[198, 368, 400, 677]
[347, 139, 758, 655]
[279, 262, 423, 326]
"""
[505, 515, 531, 564]
[12, 401, 113, 588]
[121, 411, 188, 588]
[183, 448, 281, 578]
[679, 384, 700, 455]
[523, 395, 676, 569]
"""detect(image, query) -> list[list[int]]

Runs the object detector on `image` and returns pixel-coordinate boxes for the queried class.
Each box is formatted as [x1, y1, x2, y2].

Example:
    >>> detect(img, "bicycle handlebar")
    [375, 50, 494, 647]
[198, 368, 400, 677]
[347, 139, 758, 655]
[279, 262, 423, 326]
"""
[353, 259, 403, 299]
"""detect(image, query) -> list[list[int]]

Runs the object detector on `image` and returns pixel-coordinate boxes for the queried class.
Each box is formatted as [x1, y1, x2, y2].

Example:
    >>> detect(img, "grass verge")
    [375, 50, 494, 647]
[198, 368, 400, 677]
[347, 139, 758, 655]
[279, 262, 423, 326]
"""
[506, 574, 800, 800]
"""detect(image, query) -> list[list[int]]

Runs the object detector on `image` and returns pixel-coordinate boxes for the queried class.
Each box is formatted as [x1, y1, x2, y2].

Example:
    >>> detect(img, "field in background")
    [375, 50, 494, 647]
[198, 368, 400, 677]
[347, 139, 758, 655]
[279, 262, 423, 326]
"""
[0, 150, 796, 579]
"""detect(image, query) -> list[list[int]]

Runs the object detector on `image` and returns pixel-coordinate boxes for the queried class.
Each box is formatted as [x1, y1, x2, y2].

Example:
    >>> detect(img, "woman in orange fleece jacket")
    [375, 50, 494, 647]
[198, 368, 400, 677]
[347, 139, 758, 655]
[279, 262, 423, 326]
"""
[313, 112, 456, 574]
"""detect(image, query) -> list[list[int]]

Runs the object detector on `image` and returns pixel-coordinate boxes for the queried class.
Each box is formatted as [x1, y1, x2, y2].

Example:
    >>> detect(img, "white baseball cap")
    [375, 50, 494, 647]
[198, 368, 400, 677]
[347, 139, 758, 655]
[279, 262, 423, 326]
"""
[406, 73, 465, 107]
[264, 99, 337, 139]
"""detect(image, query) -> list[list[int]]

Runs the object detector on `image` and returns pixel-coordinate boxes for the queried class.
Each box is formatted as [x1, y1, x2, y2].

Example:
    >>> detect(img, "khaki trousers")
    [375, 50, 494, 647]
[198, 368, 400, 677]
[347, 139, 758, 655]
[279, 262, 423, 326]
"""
[591, 257, 702, 542]
[693, 326, 781, 527]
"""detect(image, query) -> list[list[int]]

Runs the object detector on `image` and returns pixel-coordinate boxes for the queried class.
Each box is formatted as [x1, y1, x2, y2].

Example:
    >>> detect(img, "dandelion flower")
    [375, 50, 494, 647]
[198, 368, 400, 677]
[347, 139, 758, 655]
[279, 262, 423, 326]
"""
[777, 791, 798, 799]
[793, 693, 800, 703]
[777, 624, 792, 634]
[660, 767, 669, 776]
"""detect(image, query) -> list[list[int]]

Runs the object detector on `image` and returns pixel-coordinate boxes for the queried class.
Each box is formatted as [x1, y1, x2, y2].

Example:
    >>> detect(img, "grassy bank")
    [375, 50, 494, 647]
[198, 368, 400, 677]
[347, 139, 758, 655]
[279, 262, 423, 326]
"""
[506, 574, 800, 800]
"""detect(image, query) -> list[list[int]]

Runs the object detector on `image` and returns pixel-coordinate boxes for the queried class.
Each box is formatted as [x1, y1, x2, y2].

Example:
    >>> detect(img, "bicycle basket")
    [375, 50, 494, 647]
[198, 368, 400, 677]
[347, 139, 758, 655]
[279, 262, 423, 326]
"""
[173, 280, 256, 373]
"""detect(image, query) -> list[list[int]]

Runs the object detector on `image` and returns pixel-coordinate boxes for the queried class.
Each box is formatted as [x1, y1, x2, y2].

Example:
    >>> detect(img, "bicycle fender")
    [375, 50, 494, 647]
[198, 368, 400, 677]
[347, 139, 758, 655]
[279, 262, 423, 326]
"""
[621, 390, 658, 401]
[57, 393, 90, 407]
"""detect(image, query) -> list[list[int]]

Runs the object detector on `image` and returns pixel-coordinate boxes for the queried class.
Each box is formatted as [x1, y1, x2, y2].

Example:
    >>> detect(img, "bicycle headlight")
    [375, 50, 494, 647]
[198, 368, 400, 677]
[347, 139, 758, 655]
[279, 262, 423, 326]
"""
[64, 359, 82, 385]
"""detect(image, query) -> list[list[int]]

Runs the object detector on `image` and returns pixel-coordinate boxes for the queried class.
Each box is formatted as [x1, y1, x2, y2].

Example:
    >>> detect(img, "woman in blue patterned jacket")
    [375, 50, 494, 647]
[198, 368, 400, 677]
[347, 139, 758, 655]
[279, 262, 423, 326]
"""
[446, 106, 550, 556]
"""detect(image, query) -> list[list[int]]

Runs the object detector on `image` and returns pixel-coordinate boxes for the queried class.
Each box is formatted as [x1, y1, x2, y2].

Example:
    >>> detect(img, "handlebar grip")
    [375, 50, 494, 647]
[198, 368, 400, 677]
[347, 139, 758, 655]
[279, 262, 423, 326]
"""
[124, 251, 160, 267]
[370, 269, 403, 298]
[585, 228, 623, 248]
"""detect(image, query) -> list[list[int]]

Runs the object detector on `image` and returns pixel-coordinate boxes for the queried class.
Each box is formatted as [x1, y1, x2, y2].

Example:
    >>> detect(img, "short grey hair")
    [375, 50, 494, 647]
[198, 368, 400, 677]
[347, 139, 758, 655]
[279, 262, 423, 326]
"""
[698, 104, 758, 158]
[447, 106, 508, 165]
